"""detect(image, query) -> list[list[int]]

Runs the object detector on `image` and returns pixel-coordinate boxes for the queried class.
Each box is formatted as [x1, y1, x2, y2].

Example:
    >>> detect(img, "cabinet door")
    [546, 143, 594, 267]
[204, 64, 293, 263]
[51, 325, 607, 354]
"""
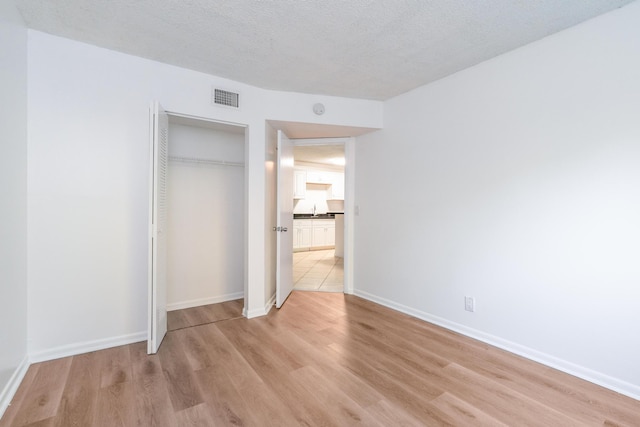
[293, 170, 306, 199]
[306, 171, 330, 184]
[312, 226, 326, 247]
[326, 225, 336, 246]
[300, 226, 312, 248]
[326, 172, 344, 200]
[294, 220, 312, 250]
[311, 219, 335, 248]
[293, 225, 301, 249]
[329, 179, 344, 200]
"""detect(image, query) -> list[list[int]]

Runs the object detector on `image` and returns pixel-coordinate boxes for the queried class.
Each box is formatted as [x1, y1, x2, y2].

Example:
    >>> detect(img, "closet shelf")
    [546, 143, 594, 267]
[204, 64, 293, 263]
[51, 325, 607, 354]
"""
[168, 156, 244, 167]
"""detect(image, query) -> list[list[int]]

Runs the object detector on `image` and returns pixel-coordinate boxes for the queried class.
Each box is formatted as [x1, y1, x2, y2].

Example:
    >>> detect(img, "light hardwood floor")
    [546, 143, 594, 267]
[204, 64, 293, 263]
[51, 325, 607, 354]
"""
[2, 291, 639, 426]
[167, 298, 243, 331]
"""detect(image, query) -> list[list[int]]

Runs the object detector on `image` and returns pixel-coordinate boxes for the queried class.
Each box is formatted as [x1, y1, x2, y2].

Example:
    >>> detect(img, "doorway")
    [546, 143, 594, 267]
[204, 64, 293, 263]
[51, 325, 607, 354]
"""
[270, 133, 354, 307]
[266, 121, 367, 314]
[291, 141, 345, 293]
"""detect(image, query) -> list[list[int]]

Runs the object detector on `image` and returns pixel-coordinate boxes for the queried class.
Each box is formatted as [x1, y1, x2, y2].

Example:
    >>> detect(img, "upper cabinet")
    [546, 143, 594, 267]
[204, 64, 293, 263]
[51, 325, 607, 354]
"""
[293, 170, 307, 199]
[305, 171, 332, 184]
[328, 174, 344, 200]
[293, 166, 344, 201]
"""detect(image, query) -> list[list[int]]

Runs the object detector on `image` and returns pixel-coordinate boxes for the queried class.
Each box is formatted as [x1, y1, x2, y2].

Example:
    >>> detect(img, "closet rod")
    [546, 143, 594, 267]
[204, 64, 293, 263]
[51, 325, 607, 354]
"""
[168, 156, 244, 167]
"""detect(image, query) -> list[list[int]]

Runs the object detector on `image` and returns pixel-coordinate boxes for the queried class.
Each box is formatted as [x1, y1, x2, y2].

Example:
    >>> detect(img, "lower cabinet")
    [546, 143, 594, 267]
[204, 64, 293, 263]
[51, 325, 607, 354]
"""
[293, 220, 312, 250]
[293, 218, 335, 251]
[311, 219, 335, 247]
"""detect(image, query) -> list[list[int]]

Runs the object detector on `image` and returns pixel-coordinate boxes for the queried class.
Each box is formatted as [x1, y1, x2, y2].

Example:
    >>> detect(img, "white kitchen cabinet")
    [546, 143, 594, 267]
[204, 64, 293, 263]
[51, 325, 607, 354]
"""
[325, 224, 336, 246]
[293, 218, 335, 251]
[293, 219, 312, 251]
[305, 171, 331, 184]
[293, 170, 307, 199]
[311, 219, 335, 248]
[327, 172, 345, 200]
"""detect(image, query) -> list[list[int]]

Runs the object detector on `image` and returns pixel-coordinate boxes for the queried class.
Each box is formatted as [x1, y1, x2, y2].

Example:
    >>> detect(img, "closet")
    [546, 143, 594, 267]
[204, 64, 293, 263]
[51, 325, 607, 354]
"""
[166, 117, 245, 311]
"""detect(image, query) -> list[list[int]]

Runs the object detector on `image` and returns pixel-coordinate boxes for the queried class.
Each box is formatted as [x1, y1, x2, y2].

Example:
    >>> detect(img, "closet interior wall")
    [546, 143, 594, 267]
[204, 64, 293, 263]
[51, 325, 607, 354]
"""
[166, 121, 245, 311]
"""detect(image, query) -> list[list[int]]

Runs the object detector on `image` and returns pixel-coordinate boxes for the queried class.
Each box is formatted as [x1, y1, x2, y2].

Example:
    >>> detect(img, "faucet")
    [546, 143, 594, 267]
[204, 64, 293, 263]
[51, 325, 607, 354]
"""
[312, 204, 316, 216]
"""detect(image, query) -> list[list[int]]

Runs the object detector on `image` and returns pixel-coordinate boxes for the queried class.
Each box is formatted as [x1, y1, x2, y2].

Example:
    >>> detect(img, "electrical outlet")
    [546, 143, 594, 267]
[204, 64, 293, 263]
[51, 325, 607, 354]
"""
[465, 296, 475, 312]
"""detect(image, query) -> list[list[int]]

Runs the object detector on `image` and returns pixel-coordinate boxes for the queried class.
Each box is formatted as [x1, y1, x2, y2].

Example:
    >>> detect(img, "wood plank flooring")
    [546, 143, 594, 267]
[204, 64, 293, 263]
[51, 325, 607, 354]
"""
[167, 298, 243, 331]
[2, 291, 639, 426]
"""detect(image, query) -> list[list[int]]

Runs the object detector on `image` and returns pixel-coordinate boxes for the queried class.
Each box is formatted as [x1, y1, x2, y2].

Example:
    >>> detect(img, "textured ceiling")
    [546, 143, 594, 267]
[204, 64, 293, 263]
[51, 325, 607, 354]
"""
[15, 0, 635, 100]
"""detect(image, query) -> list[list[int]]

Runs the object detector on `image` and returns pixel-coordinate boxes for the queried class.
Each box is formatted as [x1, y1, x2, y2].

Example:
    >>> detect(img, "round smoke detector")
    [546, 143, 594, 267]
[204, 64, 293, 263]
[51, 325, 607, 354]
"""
[313, 103, 325, 115]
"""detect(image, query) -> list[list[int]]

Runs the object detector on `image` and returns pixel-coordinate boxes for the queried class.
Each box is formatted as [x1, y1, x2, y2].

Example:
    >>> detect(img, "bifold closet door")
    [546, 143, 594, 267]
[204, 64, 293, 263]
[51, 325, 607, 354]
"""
[148, 101, 168, 354]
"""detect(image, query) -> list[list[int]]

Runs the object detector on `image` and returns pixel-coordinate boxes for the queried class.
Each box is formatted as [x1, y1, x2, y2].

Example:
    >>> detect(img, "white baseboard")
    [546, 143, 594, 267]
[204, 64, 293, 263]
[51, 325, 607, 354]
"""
[29, 331, 147, 364]
[245, 293, 276, 319]
[167, 292, 244, 311]
[353, 289, 640, 401]
[0, 355, 30, 420]
[265, 293, 276, 314]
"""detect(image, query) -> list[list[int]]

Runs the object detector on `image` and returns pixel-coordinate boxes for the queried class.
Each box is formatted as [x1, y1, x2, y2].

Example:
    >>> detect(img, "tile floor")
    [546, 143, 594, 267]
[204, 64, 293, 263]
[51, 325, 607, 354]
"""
[293, 249, 344, 292]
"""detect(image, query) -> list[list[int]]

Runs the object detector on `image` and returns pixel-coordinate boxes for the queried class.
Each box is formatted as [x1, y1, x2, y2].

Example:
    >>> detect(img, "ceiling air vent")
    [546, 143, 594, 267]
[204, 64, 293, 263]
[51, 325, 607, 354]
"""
[212, 88, 239, 108]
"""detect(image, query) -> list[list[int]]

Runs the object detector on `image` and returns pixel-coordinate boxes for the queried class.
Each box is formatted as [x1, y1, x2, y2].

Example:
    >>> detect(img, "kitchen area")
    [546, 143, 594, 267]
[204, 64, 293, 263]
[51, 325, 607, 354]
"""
[291, 143, 345, 292]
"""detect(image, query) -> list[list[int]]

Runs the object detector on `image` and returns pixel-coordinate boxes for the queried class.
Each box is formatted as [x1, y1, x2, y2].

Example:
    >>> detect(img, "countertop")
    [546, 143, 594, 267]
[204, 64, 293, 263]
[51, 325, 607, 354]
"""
[293, 213, 342, 219]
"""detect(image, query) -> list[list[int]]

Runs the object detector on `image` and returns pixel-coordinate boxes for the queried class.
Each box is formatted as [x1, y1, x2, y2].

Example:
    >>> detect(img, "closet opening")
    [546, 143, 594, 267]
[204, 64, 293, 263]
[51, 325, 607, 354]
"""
[165, 114, 246, 330]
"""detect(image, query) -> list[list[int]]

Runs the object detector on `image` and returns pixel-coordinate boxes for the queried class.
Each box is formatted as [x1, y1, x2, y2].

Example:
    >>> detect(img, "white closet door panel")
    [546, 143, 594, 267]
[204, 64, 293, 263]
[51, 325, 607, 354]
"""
[148, 101, 169, 354]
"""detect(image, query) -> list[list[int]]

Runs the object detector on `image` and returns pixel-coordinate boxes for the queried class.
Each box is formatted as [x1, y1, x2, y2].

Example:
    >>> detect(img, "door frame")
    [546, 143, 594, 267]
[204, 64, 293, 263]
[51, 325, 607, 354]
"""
[288, 136, 355, 294]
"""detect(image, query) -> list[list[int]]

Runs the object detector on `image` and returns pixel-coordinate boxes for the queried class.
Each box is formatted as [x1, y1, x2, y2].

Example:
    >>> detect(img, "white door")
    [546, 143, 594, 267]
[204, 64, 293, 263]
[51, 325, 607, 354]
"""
[276, 130, 294, 308]
[148, 102, 169, 354]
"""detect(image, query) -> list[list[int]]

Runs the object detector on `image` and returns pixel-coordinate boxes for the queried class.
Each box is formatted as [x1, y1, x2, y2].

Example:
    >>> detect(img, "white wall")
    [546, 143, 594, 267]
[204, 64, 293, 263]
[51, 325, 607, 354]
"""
[166, 123, 245, 309]
[26, 30, 383, 358]
[294, 184, 331, 214]
[0, 1, 29, 417]
[354, 3, 640, 398]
